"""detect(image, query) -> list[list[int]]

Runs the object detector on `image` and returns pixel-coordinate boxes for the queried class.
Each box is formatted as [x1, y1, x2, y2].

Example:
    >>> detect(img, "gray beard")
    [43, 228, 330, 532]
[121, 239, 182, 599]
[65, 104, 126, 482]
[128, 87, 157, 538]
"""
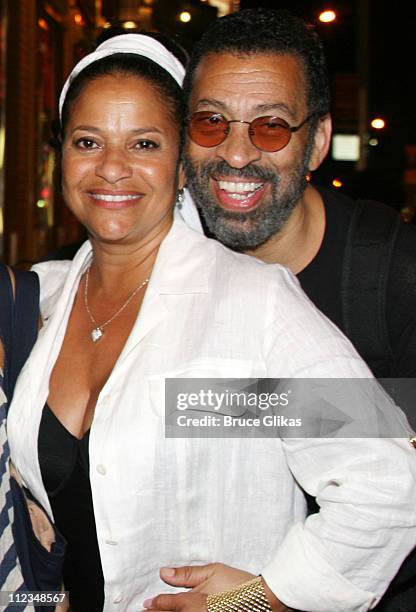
[183, 148, 312, 251]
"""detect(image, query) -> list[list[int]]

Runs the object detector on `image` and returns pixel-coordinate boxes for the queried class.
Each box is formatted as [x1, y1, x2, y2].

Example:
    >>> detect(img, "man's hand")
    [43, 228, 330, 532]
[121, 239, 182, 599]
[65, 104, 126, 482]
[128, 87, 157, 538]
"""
[159, 562, 254, 594]
[143, 590, 207, 611]
[142, 564, 291, 611]
[142, 563, 252, 611]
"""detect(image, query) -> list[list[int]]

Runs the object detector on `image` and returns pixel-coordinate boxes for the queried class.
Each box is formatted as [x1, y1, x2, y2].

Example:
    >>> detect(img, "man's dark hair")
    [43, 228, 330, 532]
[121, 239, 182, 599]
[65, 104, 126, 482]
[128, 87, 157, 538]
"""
[183, 8, 330, 118]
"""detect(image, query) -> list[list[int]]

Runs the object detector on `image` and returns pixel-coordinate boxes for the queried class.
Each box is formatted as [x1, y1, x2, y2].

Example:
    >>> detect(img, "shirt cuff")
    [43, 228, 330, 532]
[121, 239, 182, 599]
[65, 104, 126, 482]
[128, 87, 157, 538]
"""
[261, 523, 378, 612]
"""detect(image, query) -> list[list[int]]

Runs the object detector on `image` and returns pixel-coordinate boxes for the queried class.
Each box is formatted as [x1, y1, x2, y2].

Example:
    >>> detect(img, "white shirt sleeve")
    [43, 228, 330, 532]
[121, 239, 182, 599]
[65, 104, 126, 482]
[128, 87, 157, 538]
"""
[261, 268, 416, 611]
[262, 437, 416, 612]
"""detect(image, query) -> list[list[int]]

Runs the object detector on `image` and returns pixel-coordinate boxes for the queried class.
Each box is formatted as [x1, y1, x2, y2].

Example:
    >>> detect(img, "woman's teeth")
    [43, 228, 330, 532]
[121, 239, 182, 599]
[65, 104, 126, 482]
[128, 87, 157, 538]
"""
[90, 194, 140, 202]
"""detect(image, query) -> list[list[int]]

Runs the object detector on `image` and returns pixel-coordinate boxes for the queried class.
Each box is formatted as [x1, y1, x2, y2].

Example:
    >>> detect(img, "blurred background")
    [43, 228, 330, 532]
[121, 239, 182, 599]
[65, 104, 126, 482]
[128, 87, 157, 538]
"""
[0, 0, 414, 265]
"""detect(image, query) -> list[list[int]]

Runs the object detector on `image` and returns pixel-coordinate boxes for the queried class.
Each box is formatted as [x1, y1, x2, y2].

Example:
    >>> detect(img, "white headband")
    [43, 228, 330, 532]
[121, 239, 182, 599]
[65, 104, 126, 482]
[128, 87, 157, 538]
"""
[59, 33, 185, 119]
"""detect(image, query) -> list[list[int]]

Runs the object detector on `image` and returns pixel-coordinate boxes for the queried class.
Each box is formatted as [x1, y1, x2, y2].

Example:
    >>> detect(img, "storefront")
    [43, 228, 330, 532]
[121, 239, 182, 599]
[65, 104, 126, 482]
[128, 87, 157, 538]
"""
[0, 1, 233, 264]
[0, 0, 96, 265]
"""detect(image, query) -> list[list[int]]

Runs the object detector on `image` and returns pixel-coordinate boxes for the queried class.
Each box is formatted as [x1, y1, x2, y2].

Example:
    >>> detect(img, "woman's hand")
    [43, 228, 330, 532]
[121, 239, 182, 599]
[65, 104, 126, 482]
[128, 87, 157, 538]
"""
[142, 563, 291, 611]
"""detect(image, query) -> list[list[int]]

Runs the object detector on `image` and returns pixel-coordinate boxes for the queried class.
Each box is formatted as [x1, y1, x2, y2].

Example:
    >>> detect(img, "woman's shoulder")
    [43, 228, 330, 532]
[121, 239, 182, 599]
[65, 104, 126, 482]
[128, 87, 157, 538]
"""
[208, 231, 302, 296]
[171, 216, 303, 300]
[32, 259, 74, 294]
[31, 240, 91, 310]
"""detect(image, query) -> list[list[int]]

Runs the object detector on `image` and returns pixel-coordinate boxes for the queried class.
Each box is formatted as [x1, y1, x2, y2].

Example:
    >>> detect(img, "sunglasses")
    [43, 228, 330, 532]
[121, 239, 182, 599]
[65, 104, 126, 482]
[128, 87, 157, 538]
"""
[187, 111, 320, 153]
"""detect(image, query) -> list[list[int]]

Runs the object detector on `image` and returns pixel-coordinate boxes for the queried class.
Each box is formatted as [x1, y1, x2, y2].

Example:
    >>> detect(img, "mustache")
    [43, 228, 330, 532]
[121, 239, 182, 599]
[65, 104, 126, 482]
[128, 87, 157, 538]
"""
[192, 159, 278, 183]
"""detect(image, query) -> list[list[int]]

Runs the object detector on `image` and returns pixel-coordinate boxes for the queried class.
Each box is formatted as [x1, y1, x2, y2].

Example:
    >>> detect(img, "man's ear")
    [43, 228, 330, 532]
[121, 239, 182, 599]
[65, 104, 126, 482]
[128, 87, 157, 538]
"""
[309, 114, 332, 172]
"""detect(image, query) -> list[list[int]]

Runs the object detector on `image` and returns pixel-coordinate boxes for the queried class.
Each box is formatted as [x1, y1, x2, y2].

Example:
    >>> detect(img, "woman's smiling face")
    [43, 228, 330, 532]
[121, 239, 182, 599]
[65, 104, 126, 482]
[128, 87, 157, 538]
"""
[62, 73, 184, 246]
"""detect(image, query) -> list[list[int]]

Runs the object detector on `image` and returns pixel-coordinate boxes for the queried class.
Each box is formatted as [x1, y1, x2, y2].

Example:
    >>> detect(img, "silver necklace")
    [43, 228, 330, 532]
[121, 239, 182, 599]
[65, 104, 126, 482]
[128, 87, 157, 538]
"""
[84, 266, 149, 342]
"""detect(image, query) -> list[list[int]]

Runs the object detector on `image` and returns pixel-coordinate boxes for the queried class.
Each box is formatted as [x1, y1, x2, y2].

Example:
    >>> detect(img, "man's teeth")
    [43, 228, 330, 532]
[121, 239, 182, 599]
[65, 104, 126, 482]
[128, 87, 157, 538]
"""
[218, 181, 263, 198]
[90, 193, 140, 202]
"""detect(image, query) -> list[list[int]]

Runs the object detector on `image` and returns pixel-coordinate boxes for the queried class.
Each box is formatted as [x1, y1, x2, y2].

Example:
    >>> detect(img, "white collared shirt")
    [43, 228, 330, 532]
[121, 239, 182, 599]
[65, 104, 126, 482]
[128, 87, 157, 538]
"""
[8, 217, 416, 611]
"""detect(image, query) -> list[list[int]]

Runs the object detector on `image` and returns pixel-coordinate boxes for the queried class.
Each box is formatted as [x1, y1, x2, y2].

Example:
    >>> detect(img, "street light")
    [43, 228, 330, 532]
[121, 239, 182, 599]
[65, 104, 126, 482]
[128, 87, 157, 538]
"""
[179, 11, 192, 23]
[319, 10, 336, 23]
[370, 118, 386, 130]
[74, 13, 84, 26]
[122, 21, 138, 29]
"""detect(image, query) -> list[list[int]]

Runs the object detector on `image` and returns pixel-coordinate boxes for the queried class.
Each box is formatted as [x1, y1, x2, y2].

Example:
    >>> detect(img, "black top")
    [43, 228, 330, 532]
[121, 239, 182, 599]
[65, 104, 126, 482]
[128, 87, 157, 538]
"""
[297, 187, 344, 331]
[299, 187, 416, 611]
[38, 405, 104, 612]
[298, 186, 416, 377]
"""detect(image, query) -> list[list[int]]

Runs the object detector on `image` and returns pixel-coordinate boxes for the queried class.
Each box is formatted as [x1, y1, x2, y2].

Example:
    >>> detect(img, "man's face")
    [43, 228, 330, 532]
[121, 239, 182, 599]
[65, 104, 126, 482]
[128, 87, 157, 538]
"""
[184, 52, 317, 250]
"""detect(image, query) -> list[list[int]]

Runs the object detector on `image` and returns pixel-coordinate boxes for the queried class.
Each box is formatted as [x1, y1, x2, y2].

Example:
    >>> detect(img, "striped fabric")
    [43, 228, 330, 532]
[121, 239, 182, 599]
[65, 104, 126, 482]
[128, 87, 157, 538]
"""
[0, 370, 31, 611]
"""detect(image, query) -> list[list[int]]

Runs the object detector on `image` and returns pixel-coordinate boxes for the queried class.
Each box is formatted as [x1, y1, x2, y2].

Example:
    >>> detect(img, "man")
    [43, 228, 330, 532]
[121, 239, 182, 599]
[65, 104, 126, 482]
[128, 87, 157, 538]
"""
[176, 8, 415, 612]
[182, 8, 416, 383]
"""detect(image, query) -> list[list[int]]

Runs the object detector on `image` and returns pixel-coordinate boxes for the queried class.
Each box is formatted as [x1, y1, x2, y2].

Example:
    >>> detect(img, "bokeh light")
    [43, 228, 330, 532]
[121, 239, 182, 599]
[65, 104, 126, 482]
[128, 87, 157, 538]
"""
[319, 10, 336, 23]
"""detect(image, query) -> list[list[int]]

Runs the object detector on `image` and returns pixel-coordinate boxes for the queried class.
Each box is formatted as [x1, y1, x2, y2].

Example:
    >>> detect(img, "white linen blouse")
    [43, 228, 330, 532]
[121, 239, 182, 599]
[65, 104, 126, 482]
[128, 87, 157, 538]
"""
[7, 216, 416, 612]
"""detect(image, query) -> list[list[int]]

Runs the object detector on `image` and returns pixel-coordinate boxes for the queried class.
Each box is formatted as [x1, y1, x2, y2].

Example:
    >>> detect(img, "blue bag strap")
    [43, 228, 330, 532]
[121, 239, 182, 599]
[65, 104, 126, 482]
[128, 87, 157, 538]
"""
[10, 269, 40, 397]
[0, 266, 39, 402]
[0, 266, 16, 400]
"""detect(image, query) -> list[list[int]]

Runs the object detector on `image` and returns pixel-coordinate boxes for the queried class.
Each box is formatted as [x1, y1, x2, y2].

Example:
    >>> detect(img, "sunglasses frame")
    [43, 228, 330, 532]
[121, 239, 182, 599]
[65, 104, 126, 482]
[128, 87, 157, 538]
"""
[187, 111, 321, 152]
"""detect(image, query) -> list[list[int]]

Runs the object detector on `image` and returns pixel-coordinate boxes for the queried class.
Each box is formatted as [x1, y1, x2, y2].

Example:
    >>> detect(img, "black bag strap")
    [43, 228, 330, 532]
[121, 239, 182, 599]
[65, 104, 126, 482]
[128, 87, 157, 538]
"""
[341, 199, 401, 376]
[0, 266, 39, 402]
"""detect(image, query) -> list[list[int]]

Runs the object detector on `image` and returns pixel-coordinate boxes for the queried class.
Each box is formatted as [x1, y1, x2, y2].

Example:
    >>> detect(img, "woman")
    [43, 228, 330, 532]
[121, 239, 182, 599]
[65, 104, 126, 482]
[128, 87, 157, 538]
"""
[0, 265, 66, 607]
[6, 33, 416, 612]
[0, 266, 39, 596]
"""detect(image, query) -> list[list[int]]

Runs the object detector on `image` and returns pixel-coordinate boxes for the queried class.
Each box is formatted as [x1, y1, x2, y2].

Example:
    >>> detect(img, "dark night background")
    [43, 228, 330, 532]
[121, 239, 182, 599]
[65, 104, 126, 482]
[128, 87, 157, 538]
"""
[150, 0, 416, 209]
[5, 1, 415, 266]
[5, 0, 416, 265]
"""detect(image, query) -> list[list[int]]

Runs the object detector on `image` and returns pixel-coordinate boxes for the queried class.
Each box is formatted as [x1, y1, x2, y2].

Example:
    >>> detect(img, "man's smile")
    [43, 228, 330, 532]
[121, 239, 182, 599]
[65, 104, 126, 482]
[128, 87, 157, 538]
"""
[212, 177, 268, 211]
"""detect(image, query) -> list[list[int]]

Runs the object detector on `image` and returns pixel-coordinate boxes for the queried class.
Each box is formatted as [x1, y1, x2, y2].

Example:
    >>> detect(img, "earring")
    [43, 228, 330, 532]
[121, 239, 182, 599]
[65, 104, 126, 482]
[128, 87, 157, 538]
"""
[176, 188, 184, 209]
[305, 172, 311, 183]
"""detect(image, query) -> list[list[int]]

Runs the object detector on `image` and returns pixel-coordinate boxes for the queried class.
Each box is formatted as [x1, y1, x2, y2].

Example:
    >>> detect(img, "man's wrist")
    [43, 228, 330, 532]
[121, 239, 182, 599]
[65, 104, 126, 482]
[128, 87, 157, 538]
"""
[206, 575, 290, 612]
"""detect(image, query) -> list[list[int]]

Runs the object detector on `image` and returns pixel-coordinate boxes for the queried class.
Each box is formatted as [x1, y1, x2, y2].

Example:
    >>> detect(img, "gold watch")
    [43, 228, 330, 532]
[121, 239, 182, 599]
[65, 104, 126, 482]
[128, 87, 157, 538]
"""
[206, 576, 273, 611]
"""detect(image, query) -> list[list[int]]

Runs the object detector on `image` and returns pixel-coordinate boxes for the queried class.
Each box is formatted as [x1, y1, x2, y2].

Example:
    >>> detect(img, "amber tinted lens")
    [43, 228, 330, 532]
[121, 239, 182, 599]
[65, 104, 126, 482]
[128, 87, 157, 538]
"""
[188, 112, 229, 147]
[250, 116, 292, 152]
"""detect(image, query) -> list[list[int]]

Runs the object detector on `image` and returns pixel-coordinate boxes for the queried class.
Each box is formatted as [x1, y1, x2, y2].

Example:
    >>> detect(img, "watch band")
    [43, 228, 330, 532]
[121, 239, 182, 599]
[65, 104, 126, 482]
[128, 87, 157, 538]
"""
[206, 576, 273, 612]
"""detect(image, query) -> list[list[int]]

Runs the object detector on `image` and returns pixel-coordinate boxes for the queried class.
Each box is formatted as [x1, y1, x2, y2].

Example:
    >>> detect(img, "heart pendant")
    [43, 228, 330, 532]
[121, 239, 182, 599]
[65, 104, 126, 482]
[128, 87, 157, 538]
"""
[91, 327, 103, 342]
